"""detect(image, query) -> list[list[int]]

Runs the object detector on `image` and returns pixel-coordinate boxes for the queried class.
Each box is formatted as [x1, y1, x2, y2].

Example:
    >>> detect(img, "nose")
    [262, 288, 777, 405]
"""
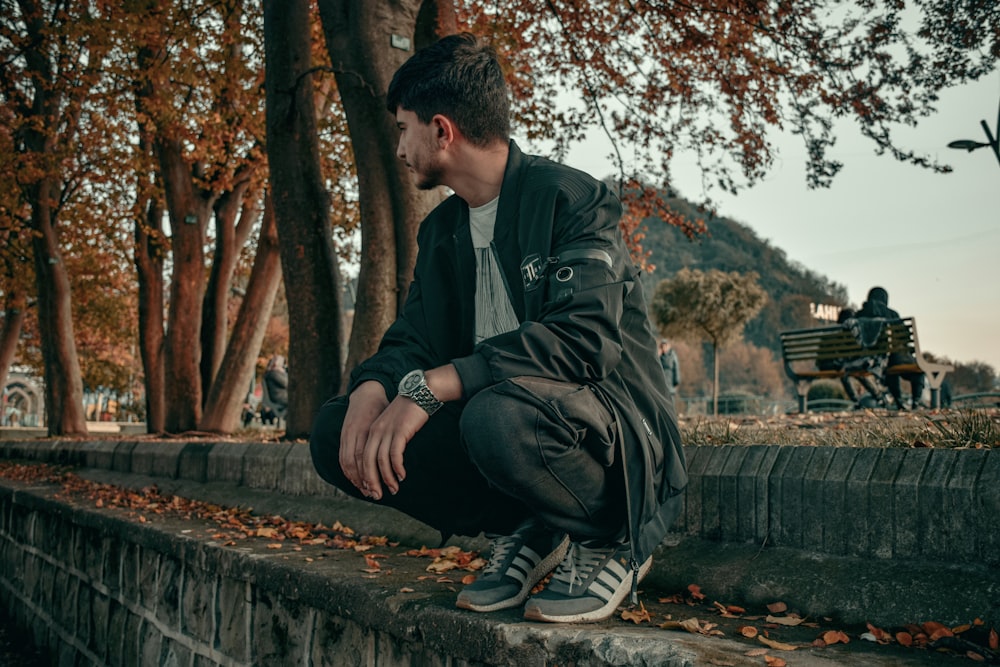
[396, 137, 405, 161]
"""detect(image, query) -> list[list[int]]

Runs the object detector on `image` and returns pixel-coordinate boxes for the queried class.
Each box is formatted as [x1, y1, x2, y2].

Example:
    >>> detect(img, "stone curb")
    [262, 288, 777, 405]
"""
[3, 439, 999, 627]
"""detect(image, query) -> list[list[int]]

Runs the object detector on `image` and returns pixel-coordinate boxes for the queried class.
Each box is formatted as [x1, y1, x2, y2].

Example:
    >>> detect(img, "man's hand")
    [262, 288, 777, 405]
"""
[342, 366, 461, 501]
[359, 396, 429, 500]
[339, 381, 389, 495]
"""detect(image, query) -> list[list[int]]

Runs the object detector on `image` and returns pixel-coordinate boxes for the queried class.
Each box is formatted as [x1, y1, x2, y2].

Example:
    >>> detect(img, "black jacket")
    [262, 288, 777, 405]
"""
[350, 141, 687, 562]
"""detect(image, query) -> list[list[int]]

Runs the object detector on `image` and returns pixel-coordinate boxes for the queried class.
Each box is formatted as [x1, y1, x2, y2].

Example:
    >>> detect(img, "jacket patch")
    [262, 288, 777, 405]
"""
[521, 254, 544, 291]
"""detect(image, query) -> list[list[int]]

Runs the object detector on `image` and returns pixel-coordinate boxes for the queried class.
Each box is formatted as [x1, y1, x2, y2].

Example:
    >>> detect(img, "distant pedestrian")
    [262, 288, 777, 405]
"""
[658, 339, 681, 397]
[261, 355, 288, 424]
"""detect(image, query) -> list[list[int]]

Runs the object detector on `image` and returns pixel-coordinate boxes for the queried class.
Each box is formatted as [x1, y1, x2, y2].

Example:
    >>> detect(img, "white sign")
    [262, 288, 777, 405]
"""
[810, 302, 840, 322]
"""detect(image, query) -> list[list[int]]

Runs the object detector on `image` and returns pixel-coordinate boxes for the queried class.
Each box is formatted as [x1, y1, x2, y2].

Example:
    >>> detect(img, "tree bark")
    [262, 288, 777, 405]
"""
[0, 288, 27, 399]
[156, 136, 214, 433]
[317, 0, 448, 386]
[264, 0, 345, 438]
[200, 179, 257, 397]
[16, 0, 88, 435]
[30, 191, 88, 435]
[134, 171, 166, 434]
[200, 194, 282, 433]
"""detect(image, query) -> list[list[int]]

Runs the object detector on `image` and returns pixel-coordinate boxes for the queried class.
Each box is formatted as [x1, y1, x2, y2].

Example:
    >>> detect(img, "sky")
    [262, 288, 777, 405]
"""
[532, 73, 1000, 372]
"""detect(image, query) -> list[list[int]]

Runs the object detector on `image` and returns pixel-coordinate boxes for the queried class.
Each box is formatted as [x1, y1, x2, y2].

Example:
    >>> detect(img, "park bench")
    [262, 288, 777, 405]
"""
[779, 316, 953, 412]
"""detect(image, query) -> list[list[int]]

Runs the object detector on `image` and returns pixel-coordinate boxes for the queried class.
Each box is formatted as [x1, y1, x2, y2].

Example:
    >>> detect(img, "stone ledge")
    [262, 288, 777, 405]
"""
[3, 439, 999, 627]
[0, 478, 962, 666]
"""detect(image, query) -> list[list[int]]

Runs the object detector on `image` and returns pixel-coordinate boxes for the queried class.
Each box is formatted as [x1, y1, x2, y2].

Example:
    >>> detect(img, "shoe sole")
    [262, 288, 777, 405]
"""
[522, 555, 653, 623]
[456, 535, 570, 613]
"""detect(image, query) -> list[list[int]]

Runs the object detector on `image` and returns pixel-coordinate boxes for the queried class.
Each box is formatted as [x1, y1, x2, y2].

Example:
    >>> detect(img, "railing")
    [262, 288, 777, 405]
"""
[679, 395, 797, 417]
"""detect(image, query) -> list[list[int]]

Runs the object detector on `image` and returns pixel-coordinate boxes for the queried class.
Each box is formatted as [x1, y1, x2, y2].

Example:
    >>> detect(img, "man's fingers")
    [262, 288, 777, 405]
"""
[390, 438, 407, 485]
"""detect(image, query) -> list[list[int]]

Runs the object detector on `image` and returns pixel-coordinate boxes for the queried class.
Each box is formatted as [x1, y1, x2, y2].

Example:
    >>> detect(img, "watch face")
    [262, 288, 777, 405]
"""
[400, 370, 423, 394]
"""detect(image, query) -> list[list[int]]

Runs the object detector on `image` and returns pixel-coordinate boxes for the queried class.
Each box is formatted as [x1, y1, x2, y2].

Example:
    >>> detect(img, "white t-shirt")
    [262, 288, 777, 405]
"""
[469, 197, 519, 344]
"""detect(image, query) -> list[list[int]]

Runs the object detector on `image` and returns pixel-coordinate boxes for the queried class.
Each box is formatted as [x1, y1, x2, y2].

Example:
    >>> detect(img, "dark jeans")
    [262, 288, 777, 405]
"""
[309, 376, 626, 543]
[887, 372, 925, 404]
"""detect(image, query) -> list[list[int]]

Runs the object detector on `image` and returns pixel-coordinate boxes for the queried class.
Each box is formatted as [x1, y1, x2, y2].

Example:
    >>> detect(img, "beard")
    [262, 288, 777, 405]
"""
[413, 162, 445, 191]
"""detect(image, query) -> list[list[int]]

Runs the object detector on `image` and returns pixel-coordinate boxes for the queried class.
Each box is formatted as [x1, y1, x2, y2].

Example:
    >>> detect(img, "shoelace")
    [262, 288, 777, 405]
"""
[482, 534, 518, 577]
[551, 542, 614, 593]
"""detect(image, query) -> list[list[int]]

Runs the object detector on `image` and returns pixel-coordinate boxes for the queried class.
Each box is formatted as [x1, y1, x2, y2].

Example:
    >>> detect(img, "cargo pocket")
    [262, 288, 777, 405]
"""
[495, 376, 617, 467]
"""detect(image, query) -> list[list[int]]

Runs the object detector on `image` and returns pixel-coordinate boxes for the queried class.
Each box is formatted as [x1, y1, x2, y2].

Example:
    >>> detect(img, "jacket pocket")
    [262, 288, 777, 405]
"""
[493, 376, 617, 467]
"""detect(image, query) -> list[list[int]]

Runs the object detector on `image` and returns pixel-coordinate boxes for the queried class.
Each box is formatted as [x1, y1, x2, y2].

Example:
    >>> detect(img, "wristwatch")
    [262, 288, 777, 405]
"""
[397, 369, 443, 416]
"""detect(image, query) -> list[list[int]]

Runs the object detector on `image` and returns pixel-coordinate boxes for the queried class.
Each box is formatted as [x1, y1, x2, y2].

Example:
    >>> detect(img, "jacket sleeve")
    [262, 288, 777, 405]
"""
[348, 230, 440, 399]
[452, 172, 632, 396]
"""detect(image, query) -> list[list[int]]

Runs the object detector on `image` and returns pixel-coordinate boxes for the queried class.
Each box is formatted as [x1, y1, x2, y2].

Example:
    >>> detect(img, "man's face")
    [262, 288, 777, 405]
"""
[395, 108, 444, 190]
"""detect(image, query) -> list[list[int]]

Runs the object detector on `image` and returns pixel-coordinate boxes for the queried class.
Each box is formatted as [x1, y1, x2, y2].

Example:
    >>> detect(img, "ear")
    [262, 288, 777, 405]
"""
[431, 114, 457, 147]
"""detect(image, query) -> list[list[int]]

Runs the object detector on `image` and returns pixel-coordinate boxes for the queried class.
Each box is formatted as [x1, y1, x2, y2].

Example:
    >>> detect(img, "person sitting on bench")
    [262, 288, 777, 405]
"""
[856, 287, 924, 410]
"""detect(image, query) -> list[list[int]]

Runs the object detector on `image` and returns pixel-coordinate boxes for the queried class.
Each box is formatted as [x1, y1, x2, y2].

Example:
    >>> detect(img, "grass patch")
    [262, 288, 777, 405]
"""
[679, 408, 1000, 449]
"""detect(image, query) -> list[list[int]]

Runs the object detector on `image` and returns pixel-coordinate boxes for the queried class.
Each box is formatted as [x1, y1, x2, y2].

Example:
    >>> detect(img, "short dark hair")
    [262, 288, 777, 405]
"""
[386, 33, 510, 146]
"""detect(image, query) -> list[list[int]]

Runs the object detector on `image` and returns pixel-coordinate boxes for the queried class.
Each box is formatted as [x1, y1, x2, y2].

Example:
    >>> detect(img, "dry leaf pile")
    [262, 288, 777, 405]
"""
[625, 584, 999, 664]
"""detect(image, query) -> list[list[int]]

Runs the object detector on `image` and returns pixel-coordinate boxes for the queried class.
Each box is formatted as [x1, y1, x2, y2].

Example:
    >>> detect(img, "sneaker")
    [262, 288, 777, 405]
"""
[455, 520, 568, 613]
[523, 541, 651, 623]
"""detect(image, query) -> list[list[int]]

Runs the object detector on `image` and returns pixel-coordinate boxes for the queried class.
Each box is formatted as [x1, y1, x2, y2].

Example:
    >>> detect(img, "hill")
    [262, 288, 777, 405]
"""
[637, 194, 849, 356]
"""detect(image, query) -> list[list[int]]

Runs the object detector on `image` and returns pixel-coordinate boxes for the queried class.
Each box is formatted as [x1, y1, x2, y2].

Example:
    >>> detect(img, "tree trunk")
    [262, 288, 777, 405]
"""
[134, 181, 166, 433]
[201, 194, 282, 433]
[31, 189, 87, 435]
[0, 288, 27, 397]
[156, 137, 214, 433]
[264, 0, 344, 439]
[200, 180, 256, 398]
[712, 340, 720, 417]
[317, 0, 447, 386]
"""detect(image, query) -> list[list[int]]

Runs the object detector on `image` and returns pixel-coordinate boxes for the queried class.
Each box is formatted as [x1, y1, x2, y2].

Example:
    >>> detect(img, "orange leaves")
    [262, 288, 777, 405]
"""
[403, 545, 486, 574]
[621, 603, 651, 624]
[757, 635, 799, 651]
[659, 617, 724, 636]
[817, 630, 850, 646]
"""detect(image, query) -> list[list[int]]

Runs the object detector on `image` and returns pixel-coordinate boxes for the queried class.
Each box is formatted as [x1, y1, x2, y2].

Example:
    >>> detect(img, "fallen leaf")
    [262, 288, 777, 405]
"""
[990, 628, 998, 650]
[461, 574, 477, 585]
[266, 543, 282, 549]
[622, 603, 651, 625]
[766, 615, 804, 626]
[766, 601, 787, 614]
[758, 636, 798, 651]
[256, 527, 279, 538]
[922, 621, 952, 639]
[865, 622, 891, 644]
[896, 632, 913, 647]
[821, 630, 850, 645]
[688, 584, 706, 601]
[967, 651, 985, 662]
[744, 648, 768, 657]
[764, 657, 786, 667]
[739, 625, 758, 638]
[399, 587, 415, 593]
[953, 623, 971, 634]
